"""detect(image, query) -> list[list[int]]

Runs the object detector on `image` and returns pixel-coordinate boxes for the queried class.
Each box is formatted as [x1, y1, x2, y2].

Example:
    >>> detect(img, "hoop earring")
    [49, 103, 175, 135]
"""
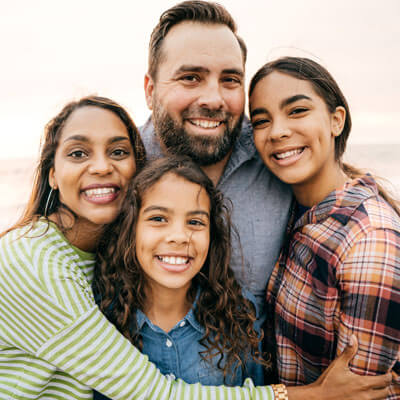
[44, 187, 57, 217]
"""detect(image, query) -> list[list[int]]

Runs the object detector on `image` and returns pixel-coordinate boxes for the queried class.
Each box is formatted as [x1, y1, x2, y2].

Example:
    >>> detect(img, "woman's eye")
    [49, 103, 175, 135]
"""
[111, 148, 130, 158]
[68, 150, 87, 159]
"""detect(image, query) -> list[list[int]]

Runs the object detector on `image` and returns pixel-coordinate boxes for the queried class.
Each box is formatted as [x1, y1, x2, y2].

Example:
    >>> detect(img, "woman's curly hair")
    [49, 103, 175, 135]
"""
[93, 155, 268, 380]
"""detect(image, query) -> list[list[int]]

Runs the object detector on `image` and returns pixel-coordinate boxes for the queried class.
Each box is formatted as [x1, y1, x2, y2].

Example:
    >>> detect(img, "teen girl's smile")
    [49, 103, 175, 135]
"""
[49, 106, 136, 228]
[249, 71, 346, 205]
[135, 172, 210, 293]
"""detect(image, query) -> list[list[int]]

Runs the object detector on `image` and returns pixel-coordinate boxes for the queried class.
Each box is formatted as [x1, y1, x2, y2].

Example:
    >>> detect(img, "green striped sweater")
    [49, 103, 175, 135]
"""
[0, 221, 274, 399]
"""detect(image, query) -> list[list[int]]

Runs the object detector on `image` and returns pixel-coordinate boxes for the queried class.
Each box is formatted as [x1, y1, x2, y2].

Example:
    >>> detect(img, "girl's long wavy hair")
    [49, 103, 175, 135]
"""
[93, 155, 268, 379]
[1, 95, 146, 237]
[249, 56, 400, 215]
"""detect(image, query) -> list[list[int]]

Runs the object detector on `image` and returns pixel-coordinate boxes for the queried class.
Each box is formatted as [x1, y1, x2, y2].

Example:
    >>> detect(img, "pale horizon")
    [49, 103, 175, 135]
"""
[1, 0, 400, 161]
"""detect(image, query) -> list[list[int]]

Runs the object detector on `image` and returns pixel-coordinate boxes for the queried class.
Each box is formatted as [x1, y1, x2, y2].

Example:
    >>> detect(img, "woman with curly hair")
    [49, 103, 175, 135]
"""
[93, 155, 266, 393]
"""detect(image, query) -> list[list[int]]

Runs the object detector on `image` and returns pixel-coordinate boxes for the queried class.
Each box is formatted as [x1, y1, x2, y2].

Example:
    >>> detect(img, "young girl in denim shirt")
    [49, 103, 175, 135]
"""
[93, 156, 266, 397]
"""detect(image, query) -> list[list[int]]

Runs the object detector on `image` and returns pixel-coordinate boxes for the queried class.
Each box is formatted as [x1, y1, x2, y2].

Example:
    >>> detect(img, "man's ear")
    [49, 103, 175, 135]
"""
[331, 106, 346, 137]
[144, 73, 154, 110]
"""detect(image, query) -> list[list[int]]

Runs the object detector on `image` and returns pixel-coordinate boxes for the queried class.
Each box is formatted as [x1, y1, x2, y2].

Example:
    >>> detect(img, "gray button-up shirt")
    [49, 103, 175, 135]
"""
[140, 118, 292, 319]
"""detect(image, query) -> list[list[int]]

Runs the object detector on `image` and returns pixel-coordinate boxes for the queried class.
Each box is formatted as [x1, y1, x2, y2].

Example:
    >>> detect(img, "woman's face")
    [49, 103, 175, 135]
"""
[135, 172, 210, 294]
[250, 71, 345, 200]
[49, 105, 136, 228]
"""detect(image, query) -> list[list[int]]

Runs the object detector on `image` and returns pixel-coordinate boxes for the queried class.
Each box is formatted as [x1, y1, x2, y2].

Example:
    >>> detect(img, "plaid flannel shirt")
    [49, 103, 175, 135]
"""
[266, 175, 400, 398]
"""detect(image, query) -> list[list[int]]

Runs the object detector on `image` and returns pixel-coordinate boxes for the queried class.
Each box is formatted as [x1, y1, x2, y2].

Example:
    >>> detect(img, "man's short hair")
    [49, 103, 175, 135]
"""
[148, 0, 247, 80]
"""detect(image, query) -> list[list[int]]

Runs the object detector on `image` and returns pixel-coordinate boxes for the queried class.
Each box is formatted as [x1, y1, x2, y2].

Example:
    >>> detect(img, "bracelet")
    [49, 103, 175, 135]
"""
[271, 384, 288, 400]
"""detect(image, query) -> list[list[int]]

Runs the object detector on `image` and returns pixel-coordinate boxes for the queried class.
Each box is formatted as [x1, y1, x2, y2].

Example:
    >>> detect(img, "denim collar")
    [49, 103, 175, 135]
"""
[136, 288, 203, 334]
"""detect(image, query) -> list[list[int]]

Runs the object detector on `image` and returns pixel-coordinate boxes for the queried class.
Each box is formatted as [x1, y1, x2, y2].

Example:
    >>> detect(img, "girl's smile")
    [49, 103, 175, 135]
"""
[135, 172, 210, 293]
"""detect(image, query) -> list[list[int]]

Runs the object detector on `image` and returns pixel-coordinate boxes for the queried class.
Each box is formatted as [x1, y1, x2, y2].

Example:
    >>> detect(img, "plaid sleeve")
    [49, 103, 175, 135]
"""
[337, 227, 400, 394]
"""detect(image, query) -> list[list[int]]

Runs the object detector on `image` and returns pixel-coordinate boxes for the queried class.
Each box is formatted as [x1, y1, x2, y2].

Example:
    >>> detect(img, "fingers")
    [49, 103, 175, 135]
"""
[362, 371, 392, 390]
[336, 334, 359, 367]
[367, 387, 391, 400]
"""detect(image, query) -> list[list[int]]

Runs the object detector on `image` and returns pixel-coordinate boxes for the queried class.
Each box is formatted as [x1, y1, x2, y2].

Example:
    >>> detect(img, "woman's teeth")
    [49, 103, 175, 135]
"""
[157, 256, 189, 265]
[84, 187, 116, 197]
[274, 148, 303, 160]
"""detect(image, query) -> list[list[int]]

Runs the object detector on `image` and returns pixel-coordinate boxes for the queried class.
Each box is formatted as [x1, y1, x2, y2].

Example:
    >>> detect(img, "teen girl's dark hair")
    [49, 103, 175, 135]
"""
[93, 155, 267, 379]
[249, 56, 399, 214]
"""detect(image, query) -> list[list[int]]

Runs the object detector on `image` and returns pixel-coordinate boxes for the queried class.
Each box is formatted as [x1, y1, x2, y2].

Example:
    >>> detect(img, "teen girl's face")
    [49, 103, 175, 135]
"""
[49, 106, 136, 228]
[135, 172, 210, 294]
[250, 71, 345, 201]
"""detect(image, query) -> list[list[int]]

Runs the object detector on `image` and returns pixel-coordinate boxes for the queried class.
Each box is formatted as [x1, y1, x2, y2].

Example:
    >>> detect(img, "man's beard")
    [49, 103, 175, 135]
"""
[152, 101, 243, 166]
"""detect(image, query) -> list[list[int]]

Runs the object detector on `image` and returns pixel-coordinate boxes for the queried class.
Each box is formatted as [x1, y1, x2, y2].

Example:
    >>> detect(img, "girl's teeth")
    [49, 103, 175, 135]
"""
[158, 256, 189, 265]
[275, 148, 303, 160]
[84, 187, 116, 197]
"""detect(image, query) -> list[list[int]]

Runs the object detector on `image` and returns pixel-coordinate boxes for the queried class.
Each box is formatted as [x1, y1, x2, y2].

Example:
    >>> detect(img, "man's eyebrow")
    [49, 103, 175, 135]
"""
[222, 68, 244, 77]
[280, 94, 312, 108]
[174, 65, 210, 75]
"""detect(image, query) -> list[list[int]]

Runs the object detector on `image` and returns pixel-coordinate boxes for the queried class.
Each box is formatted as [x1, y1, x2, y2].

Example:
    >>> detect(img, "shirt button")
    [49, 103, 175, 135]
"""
[166, 339, 172, 347]
[166, 373, 176, 380]
[179, 321, 186, 327]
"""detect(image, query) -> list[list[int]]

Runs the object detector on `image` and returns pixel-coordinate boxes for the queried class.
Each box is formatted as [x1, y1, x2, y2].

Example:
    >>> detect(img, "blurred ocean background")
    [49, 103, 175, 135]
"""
[1, 143, 399, 232]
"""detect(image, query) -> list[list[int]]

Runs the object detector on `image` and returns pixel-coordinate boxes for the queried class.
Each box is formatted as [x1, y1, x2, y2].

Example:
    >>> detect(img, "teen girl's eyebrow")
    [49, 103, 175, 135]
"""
[250, 94, 313, 118]
[280, 94, 312, 108]
[187, 210, 210, 219]
[63, 135, 130, 144]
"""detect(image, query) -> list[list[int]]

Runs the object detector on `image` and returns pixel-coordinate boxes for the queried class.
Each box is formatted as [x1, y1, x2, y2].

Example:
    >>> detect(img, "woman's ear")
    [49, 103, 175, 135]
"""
[48, 168, 57, 190]
[331, 106, 346, 137]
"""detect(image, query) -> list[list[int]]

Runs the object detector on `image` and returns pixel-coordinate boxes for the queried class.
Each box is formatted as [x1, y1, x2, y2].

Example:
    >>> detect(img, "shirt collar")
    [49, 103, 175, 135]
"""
[135, 287, 204, 334]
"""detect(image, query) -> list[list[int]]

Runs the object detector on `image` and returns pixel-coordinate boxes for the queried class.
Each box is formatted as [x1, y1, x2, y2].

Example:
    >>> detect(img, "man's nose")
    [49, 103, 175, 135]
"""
[197, 80, 224, 110]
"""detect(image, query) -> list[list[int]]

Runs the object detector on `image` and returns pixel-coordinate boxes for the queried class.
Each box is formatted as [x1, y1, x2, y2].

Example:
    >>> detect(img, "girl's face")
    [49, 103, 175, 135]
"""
[135, 172, 210, 294]
[250, 71, 345, 201]
[49, 106, 136, 228]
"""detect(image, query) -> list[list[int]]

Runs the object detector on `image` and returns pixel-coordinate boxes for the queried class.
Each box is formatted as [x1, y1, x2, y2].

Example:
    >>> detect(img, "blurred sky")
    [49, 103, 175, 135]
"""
[1, 0, 400, 160]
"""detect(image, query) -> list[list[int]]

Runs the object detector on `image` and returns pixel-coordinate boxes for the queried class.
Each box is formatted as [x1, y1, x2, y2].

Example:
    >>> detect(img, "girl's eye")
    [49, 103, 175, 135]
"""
[188, 219, 206, 227]
[149, 216, 166, 223]
[251, 118, 270, 129]
[290, 107, 308, 115]
[68, 150, 87, 159]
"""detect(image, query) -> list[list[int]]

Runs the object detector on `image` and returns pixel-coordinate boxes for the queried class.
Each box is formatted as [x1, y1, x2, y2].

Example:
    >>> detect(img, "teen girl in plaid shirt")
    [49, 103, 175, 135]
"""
[249, 57, 399, 399]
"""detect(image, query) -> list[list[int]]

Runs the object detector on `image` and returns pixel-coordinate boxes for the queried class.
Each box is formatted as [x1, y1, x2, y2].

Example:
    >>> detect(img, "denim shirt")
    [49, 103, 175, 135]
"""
[94, 291, 264, 400]
[140, 117, 292, 320]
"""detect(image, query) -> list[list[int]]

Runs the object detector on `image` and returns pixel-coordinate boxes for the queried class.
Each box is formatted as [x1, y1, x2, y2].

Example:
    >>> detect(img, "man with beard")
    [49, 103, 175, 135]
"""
[140, 0, 292, 319]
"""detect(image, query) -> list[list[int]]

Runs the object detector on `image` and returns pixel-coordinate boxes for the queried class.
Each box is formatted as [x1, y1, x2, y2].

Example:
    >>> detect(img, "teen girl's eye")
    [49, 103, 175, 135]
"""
[289, 107, 309, 116]
[251, 118, 271, 130]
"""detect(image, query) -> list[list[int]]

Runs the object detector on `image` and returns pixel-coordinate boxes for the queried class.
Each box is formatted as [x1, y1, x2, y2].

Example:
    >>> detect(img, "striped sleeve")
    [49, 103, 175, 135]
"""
[37, 306, 274, 399]
[0, 227, 275, 400]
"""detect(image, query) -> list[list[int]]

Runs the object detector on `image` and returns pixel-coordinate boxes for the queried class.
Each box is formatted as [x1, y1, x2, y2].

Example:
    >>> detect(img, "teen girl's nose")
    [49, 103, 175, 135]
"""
[197, 79, 224, 110]
[269, 117, 292, 141]
[88, 153, 114, 175]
